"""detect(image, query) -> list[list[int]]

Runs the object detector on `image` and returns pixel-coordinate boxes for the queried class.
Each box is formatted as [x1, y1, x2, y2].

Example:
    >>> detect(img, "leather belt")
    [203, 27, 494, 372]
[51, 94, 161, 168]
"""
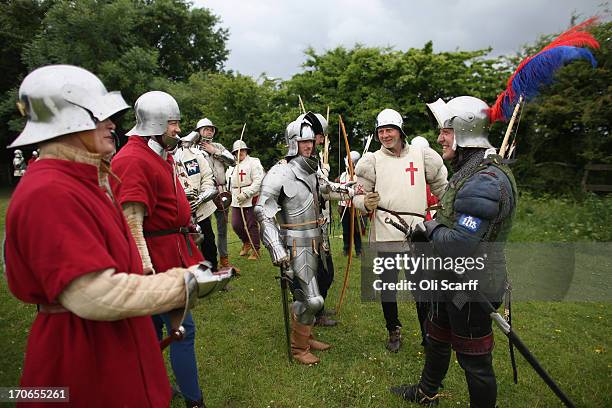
[38, 304, 69, 314]
[144, 226, 190, 237]
[280, 218, 325, 228]
[144, 227, 193, 256]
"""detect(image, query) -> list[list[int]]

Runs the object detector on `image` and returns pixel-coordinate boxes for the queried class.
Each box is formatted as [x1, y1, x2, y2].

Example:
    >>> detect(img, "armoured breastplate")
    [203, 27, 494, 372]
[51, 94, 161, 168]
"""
[278, 156, 322, 245]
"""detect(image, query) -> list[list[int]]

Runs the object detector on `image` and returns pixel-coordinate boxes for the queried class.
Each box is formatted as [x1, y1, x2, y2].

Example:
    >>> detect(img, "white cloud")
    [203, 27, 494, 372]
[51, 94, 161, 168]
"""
[195, 0, 605, 78]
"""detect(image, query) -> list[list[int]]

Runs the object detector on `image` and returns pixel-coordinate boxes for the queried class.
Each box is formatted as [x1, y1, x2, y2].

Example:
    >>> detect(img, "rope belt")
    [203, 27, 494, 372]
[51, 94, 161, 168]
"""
[144, 227, 193, 256]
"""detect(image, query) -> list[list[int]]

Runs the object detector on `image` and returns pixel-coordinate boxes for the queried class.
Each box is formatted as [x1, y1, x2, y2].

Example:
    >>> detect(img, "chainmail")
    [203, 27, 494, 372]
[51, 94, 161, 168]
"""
[448, 148, 487, 188]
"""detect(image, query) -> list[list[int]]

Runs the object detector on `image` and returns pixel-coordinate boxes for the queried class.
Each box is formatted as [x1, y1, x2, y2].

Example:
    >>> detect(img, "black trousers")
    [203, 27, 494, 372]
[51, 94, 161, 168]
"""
[420, 301, 498, 408]
[379, 252, 427, 340]
[198, 216, 218, 271]
[315, 252, 335, 317]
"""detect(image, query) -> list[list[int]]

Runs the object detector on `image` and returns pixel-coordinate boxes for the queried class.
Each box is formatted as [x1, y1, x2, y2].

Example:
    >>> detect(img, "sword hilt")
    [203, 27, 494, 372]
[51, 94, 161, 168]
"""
[160, 325, 186, 350]
[384, 217, 410, 239]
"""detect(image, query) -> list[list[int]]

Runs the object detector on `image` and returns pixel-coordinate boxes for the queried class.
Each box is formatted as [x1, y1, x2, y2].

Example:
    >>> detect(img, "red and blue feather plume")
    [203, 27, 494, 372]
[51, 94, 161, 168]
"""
[489, 18, 600, 123]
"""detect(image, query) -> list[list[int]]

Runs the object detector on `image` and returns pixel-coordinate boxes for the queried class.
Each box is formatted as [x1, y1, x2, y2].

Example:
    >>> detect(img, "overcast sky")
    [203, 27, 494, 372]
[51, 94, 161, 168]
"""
[193, 0, 606, 79]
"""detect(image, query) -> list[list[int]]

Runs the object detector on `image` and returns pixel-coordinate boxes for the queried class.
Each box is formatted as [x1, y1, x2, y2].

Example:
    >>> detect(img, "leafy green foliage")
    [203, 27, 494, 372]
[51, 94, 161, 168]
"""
[0, 0, 228, 158]
[136, 0, 228, 80]
[162, 71, 288, 169]
[280, 44, 511, 177]
[0, 4, 609, 195]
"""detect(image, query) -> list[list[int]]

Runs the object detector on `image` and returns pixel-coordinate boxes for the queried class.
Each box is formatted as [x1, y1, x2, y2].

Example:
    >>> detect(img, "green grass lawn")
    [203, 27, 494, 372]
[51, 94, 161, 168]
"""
[0, 189, 610, 407]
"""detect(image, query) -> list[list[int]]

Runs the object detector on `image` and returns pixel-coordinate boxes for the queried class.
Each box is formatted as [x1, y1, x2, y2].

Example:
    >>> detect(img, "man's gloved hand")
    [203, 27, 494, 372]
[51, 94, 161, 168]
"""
[364, 191, 380, 211]
[280, 259, 295, 280]
[410, 220, 440, 242]
[345, 186, 356, 198]
[410, 221, 429, 242]
[184, 188, 198, 201]
[272, 251, 289, 266]
[189, 195, 204, 212]
[341, 181, 356, 198]
[187, 261, 234, 300]
[236, 192, 249, 205]
[318, 162, 331, 179]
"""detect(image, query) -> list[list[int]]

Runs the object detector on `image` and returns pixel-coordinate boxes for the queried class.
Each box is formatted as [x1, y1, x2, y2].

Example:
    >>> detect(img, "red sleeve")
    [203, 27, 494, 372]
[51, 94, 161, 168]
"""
[15, 188, 118, 302]
[111, 156, 158, 215]
[426, 185, 439, 206]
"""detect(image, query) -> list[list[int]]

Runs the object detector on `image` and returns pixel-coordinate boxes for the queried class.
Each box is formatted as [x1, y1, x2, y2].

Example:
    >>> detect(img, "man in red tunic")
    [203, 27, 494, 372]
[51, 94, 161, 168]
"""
[4, 65, 197, 407]
[111, 91, 206, 408]
[27, 149, 38, 166]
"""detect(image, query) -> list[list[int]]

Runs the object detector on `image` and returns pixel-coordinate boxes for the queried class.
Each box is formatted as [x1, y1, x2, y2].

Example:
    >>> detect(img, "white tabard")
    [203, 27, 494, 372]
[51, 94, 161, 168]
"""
[372, 147, 427, 242]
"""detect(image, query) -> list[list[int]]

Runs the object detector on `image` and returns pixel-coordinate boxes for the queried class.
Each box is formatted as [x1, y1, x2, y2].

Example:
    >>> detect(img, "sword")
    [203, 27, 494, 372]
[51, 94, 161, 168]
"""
[275, 264, 293, 363]
[483, 293, 575, 408]
[384, 216, 410, 237]
[384, 221, 577, 408]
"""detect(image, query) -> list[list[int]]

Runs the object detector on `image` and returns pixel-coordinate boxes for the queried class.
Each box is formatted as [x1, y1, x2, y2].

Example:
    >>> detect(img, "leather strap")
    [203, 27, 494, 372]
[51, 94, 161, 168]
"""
[280, 218, 325, 228]
[144, 227, 193, 256]
[451, 331, 495, 355]
[38, 304, 69, 314]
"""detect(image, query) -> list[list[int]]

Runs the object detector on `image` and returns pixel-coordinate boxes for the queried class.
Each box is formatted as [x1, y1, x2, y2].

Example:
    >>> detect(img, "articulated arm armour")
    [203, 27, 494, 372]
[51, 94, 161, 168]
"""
[254, 164, 289, 265]
[212, 143, 236, 166]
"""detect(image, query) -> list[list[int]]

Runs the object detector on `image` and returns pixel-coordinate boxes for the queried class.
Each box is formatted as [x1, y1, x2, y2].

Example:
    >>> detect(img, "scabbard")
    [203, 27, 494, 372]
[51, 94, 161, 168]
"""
[278, 266, 292, 363]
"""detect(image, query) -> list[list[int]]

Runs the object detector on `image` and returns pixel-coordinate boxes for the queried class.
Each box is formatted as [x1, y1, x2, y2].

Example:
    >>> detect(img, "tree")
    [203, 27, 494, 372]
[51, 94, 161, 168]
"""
[1, 0, 229, 154]
[21, 0, 228, 89]
[0, 0, 52, 184]
[282, 43, 510, 178]
[164, 71, 286, 169]
[0, 0, 51, 95]
[137, 0, 229, 81]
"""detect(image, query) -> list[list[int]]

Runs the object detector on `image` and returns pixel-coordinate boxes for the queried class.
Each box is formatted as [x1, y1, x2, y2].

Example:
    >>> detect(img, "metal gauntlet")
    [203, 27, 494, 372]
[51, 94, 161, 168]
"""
[215, 149, 236, 166]
[254, 205, 289, 265]
[185, 261, 234, 308]
[199, 187, 219, 203]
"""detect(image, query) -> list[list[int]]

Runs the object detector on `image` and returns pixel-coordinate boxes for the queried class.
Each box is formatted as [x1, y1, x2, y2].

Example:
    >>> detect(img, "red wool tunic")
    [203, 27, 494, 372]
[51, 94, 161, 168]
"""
[111, 136, 203, 271]
[4, 159, 171, 408]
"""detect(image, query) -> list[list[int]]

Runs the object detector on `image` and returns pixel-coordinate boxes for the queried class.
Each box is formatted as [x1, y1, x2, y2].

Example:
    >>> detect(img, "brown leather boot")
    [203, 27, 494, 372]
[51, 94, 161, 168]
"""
[219, 256, 230, 267]
[239, 242, 252, 257]
[219, 256, 240, 276]
[247, 250, 260, 260]
[308, 333, 331, 351]
[291, 320, 320, 364]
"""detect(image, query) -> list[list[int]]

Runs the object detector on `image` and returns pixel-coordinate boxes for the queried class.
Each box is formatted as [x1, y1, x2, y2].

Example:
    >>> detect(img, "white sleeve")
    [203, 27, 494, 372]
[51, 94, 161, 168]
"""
[58, 267, 186, 321]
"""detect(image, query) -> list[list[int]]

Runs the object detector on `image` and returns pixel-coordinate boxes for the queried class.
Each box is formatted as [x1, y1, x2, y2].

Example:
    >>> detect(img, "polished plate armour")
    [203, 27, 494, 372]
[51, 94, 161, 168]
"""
[255, 155, 325, 324]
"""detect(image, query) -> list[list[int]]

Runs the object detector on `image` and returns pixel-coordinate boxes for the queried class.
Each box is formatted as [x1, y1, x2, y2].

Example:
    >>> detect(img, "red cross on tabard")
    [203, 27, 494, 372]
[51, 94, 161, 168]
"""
[239, 169, 247, 182]
[405, 162, 418, 186]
